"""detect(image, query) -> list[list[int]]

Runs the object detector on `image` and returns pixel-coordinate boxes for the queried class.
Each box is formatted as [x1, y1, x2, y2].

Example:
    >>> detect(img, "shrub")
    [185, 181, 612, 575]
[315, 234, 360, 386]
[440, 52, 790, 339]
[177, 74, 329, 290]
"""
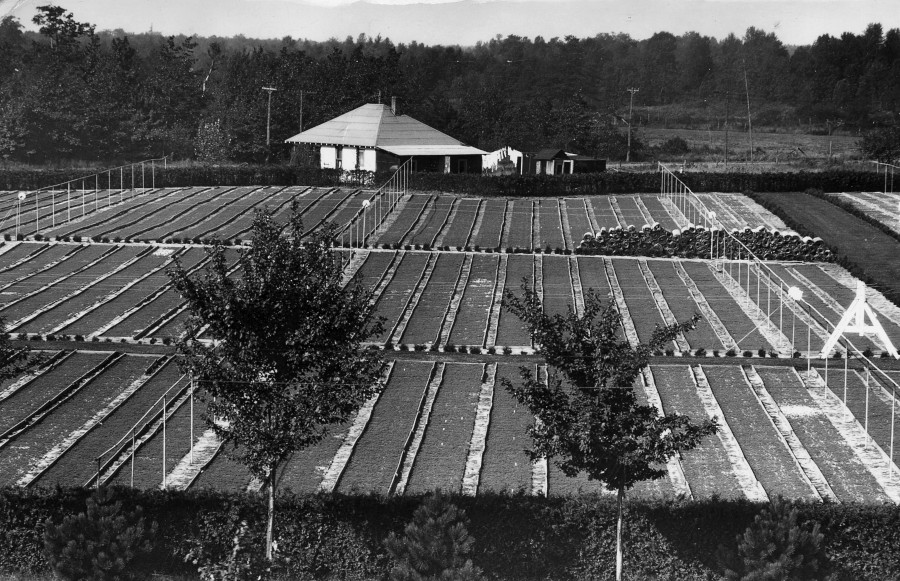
[73, 335, 84, 342]
[384, 341, 394, 351]
[429, 344, 440, 352]
[72, 236, 81, 243]
[862, 348, 874, 358]
[101, 237, 110, 243]
[414, 344, 426, 352]
[34, 233, 43, 241]
[473, 245, 481, 252]
[725, 349, 736, 357]
[444, 344, 456, 353]
[92, 337, 100, 342]
[486, 346, 496, 355]
[469, 346, 482, 354]
[757, 348, 767, 358]
[163, 337, 172, 346]
[503, 346, 512, 355]
[43, 488, 157, 581]
[793, 351, 801, 359]
[2, 234, 9, 241]
[694, 348, 707, 357]
[506, 247, 514, 254]
[398, 344, 409, 351]
[17, 332, 27, 341]
[385, 491, 484, 581]
[717, 496, 827, 581]
[712, 350, 720, 357]
[665, 349, 674, 357]
[742, 350, 753, 358]
[186, 519, 275, 581]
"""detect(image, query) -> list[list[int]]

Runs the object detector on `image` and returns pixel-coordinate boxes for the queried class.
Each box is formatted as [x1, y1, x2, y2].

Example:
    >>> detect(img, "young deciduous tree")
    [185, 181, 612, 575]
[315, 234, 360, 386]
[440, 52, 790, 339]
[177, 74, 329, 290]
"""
[502, 287, 717, 581]
[168, 204, 385, 561]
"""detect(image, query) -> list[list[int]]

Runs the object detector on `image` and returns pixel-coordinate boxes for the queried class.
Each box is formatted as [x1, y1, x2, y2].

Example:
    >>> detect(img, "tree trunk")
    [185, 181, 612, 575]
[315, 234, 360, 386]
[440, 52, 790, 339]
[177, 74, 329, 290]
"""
[615, 483, 625, 581]
[266, 462, 276, 561]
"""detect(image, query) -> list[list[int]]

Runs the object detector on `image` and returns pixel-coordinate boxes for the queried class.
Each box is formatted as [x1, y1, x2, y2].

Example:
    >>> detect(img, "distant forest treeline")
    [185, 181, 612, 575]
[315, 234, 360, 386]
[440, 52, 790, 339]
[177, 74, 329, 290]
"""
[1, 5, 899, 164]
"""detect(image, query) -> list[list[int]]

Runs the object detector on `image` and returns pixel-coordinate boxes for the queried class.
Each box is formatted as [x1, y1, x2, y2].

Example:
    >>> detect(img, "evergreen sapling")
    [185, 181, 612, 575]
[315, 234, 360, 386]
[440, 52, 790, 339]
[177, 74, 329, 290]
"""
[385, 491, 483, 581]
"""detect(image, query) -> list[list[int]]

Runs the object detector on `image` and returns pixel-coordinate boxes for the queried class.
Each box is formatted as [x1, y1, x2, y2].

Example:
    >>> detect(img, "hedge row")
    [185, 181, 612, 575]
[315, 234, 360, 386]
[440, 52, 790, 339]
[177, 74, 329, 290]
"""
[2, 487, 899, 580]
[0, 165, 887, 195]
[578, 224, 834, 262]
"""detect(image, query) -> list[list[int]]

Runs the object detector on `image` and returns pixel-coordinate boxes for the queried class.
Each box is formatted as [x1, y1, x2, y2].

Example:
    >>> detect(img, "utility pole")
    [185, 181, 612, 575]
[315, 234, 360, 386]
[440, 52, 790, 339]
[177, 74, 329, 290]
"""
[743, 65, 753, 163]
[724, 90, 729, 171]
[262, 86, 277, 163]
[298, 89, 317, 134]
[262, 86, 277, 146]
[626, 87, 639, 163]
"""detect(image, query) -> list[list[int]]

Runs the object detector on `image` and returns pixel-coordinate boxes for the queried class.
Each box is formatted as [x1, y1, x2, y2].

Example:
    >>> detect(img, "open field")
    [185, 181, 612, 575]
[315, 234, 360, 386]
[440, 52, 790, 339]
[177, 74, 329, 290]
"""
[640, 127, 863, 162]
[1, 350, 898, 503]
[0, 243, 896, 356]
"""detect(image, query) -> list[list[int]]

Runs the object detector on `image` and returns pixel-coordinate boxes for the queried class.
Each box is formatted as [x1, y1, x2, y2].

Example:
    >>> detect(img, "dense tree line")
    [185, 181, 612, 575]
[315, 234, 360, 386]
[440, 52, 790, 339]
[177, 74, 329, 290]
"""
[0, 5, 898, 163]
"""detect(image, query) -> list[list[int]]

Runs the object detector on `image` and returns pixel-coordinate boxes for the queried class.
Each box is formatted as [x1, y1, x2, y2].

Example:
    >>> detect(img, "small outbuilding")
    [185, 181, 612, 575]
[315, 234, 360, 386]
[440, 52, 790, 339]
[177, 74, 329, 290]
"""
[285, 102, 486, 173]
[528, 149, 607, 175]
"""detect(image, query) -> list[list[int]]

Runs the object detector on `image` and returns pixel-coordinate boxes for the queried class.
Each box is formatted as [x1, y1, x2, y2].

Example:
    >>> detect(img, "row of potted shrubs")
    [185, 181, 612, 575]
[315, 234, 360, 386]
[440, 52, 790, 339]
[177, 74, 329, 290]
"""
[11, 333, 889, 359]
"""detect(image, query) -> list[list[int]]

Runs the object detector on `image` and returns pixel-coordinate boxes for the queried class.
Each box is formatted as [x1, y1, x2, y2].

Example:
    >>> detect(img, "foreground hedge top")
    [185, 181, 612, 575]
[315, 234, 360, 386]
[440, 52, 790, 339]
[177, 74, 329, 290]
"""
[2, 487, 900, 580]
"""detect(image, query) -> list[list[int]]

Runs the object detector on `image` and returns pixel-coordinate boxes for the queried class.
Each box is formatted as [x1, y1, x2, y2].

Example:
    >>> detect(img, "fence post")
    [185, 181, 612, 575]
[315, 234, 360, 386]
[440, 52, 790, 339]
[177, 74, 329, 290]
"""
[142, 162, 145, 191]
[67, 183, 71, 223]
[190, 375, 194, 465]
[121, 167, 124, 202]
[152, 160, 155, 189]
[131, 429, 135, 487]
[82, 180, 86, 218]
[162, 396, 167, 489]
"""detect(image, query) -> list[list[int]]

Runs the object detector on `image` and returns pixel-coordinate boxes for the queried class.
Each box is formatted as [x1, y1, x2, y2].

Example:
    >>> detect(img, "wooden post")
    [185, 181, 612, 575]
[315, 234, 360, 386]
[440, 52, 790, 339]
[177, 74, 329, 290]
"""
[162, 396, 167, 489]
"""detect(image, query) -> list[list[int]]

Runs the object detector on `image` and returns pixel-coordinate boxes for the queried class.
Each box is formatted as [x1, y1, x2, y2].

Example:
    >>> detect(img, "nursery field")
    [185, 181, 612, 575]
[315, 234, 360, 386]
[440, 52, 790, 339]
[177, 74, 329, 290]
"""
[0, 243, 897, 356]
[364, 192, 791, 251]
[0, 188, 792, 250]
[828, 191, 900, 235]
[1, 351, 898, 503]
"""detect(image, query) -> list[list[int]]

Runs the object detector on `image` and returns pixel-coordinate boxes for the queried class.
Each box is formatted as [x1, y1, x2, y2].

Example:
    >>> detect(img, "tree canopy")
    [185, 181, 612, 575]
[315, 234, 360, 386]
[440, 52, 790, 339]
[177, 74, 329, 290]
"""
[1, 5, 898, 162]
[168, 204, 385, 559]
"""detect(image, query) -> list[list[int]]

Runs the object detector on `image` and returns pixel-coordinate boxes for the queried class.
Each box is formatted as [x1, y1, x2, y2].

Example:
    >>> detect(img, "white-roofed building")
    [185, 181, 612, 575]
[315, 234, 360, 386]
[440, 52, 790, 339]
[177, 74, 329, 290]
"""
[285, 102, 486, 173]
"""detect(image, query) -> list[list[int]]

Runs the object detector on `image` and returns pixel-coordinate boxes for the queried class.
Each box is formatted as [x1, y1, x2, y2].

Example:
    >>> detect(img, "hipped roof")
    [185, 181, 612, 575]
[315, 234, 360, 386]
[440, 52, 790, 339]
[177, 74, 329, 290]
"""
[285, 103, 486, 155]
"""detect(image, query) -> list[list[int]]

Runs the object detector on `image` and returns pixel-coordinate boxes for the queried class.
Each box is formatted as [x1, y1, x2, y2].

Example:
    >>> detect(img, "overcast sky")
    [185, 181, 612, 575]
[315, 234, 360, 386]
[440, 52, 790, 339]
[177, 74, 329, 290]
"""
[3, 0, 898, 46]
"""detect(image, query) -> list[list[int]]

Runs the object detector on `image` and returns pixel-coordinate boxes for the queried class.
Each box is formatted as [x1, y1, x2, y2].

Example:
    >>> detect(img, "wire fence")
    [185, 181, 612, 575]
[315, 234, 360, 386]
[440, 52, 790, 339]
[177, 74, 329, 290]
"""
[661, 162, 900, 482]
[2, 156, 169, 239]
[338, 158, 412, 248]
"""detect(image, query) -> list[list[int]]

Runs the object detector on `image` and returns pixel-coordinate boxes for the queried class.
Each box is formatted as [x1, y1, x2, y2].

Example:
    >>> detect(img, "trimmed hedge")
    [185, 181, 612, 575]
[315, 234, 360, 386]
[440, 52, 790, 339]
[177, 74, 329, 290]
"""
[577, 223, 833, 262]
[0, 165, 887, 196]
[2, 487, 900, 580]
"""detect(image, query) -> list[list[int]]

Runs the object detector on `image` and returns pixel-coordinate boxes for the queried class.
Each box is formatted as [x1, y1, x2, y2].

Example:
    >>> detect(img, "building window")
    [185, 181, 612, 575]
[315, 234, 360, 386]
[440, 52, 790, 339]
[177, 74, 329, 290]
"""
[357, 149, 365, 170]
